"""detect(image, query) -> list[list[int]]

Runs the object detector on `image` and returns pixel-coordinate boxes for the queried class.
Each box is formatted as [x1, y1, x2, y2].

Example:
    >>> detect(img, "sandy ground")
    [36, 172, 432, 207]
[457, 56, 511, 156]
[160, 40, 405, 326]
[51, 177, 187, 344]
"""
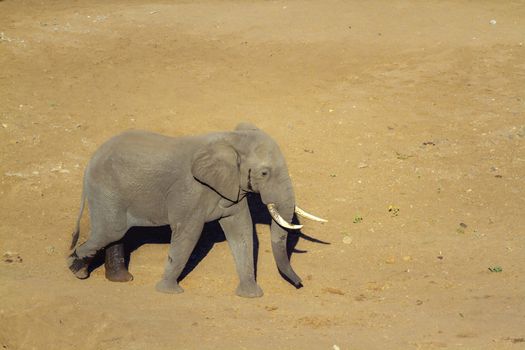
[1, 1, 525, 349]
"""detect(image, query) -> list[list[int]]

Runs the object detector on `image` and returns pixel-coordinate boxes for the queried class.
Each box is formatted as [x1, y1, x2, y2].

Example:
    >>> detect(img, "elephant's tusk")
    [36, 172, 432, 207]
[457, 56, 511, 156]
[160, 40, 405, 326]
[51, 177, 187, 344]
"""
[295, 206, 328, 223]
[267, 204, 303, 230]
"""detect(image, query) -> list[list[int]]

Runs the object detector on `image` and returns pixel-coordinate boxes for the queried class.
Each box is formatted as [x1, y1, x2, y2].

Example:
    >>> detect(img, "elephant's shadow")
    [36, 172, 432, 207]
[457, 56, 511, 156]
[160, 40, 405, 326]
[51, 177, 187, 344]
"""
[89, 194, 329, 286]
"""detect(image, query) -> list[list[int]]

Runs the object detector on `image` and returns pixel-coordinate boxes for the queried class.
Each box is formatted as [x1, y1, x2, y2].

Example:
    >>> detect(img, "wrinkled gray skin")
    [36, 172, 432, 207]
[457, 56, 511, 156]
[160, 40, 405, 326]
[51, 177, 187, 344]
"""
[67, 123, 302, 298]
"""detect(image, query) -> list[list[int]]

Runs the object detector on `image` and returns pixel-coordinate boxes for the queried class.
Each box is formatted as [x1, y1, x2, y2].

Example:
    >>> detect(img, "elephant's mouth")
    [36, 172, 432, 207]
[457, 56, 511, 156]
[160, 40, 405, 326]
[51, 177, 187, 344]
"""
[266, 203, 327, 230]
[247, 169, 254, 191]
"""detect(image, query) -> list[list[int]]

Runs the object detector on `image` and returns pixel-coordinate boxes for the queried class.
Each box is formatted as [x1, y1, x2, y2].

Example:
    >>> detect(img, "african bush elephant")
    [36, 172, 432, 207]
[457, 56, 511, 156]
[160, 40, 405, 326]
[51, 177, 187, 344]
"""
[67, 123, 326, 298]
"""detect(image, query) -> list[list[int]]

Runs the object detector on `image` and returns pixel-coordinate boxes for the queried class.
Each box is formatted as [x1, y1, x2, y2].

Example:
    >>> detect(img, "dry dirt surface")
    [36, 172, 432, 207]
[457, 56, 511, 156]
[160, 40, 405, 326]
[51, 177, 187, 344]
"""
[1, 1, 525, 349]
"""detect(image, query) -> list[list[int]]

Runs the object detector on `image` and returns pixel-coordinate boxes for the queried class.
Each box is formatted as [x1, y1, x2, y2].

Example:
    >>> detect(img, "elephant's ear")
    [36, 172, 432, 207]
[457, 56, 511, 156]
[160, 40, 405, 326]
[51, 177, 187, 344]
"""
[191, 142, 241, 202]
[235, 122, 259, 131]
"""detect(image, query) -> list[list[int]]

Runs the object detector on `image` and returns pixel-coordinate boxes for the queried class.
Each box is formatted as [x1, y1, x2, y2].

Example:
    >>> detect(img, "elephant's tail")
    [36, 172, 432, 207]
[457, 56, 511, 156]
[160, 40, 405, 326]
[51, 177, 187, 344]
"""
[70, 174, 87, 250]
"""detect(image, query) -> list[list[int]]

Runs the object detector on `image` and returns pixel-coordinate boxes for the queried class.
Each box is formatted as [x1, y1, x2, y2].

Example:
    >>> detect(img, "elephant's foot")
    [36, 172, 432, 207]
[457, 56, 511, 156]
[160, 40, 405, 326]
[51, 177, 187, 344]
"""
[155, 279, 184, 294]
[104, 242, 133, 282]
[67, 251, 91, 279]
[106, 268, 133, 282]
[236, 282, 263, 298]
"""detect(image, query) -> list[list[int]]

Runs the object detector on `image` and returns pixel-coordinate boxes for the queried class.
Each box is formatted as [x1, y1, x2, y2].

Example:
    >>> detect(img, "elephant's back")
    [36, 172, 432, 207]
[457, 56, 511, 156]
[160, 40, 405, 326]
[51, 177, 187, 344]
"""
[85, 130, 196, 193]
[91, 130, 195, 164]
[101, 130, 190, 154]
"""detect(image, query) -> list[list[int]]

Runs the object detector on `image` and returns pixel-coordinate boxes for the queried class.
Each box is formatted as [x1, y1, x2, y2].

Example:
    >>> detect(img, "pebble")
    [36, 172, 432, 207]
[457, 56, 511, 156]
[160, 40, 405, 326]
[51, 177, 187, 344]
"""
[4, 172, 26, 178]
[342, 236, 352, 245]
[323, 287, 345, 295]
[51, 164, 70, 173]
[3, 251, 22, 263]
[489, 19, 497, 25]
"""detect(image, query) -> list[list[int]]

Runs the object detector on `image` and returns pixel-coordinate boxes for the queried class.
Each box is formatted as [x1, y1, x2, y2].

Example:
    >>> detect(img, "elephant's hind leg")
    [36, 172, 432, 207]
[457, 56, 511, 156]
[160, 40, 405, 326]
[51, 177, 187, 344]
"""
[105, 241, 133, 282]
[67, 250, 92, 279]
[68, 228, 127, 279]
[68, 204, 128, 279]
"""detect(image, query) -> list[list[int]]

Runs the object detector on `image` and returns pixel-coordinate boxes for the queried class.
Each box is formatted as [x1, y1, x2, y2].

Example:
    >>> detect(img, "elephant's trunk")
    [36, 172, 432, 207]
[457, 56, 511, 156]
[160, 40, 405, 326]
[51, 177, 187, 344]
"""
[261, 178, 302, 287]
[270, 219, 302, 286]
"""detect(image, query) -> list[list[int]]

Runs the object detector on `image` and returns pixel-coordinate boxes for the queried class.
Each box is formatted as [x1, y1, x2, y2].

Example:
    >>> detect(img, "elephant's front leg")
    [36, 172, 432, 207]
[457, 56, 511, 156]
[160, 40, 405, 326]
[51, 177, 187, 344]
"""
[219, 200, 263, 298]
[155, 220, 204, 294]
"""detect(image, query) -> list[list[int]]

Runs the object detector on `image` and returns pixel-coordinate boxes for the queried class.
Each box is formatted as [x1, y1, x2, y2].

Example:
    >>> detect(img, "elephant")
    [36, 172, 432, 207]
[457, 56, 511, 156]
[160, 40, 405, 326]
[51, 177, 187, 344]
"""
[67, 122, 326, 298]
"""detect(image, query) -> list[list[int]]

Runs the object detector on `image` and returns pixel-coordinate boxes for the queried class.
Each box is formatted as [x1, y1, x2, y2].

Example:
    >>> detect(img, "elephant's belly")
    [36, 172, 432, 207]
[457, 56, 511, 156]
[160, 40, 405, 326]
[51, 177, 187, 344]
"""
[126, 204, 169, 228]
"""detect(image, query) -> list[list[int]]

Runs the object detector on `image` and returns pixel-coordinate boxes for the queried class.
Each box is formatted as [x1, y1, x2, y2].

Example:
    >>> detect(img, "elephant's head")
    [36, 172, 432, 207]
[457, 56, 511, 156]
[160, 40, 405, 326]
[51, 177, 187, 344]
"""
[192, 122, 326, 286]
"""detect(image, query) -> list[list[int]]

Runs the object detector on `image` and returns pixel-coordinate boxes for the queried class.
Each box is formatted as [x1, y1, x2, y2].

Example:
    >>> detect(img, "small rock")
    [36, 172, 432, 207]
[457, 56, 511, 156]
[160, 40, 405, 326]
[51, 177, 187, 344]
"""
[488, 266, 502, 273]
[4, 172, 26, 178]
[388, 205, 400, 217]
[264, 306, 278, 311]
[489, 19, 497, 25]
[333, 345, 341, 350]
[342, 235, 352, 245]
[385, 256, 396, 264]
[357, 162, 368, 168]
[323, 287, 345, 295]
[457, 223, 468, 234]
[51, 163, 70, 174]
[352, 216, 363, 224]
[3, 251, 22, 263]
[516, 126, 525, 138]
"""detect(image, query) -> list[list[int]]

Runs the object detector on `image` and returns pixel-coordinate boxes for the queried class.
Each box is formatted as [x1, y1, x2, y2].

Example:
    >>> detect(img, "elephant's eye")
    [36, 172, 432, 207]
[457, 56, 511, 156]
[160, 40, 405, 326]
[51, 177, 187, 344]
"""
[260, 168, 271, 177]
